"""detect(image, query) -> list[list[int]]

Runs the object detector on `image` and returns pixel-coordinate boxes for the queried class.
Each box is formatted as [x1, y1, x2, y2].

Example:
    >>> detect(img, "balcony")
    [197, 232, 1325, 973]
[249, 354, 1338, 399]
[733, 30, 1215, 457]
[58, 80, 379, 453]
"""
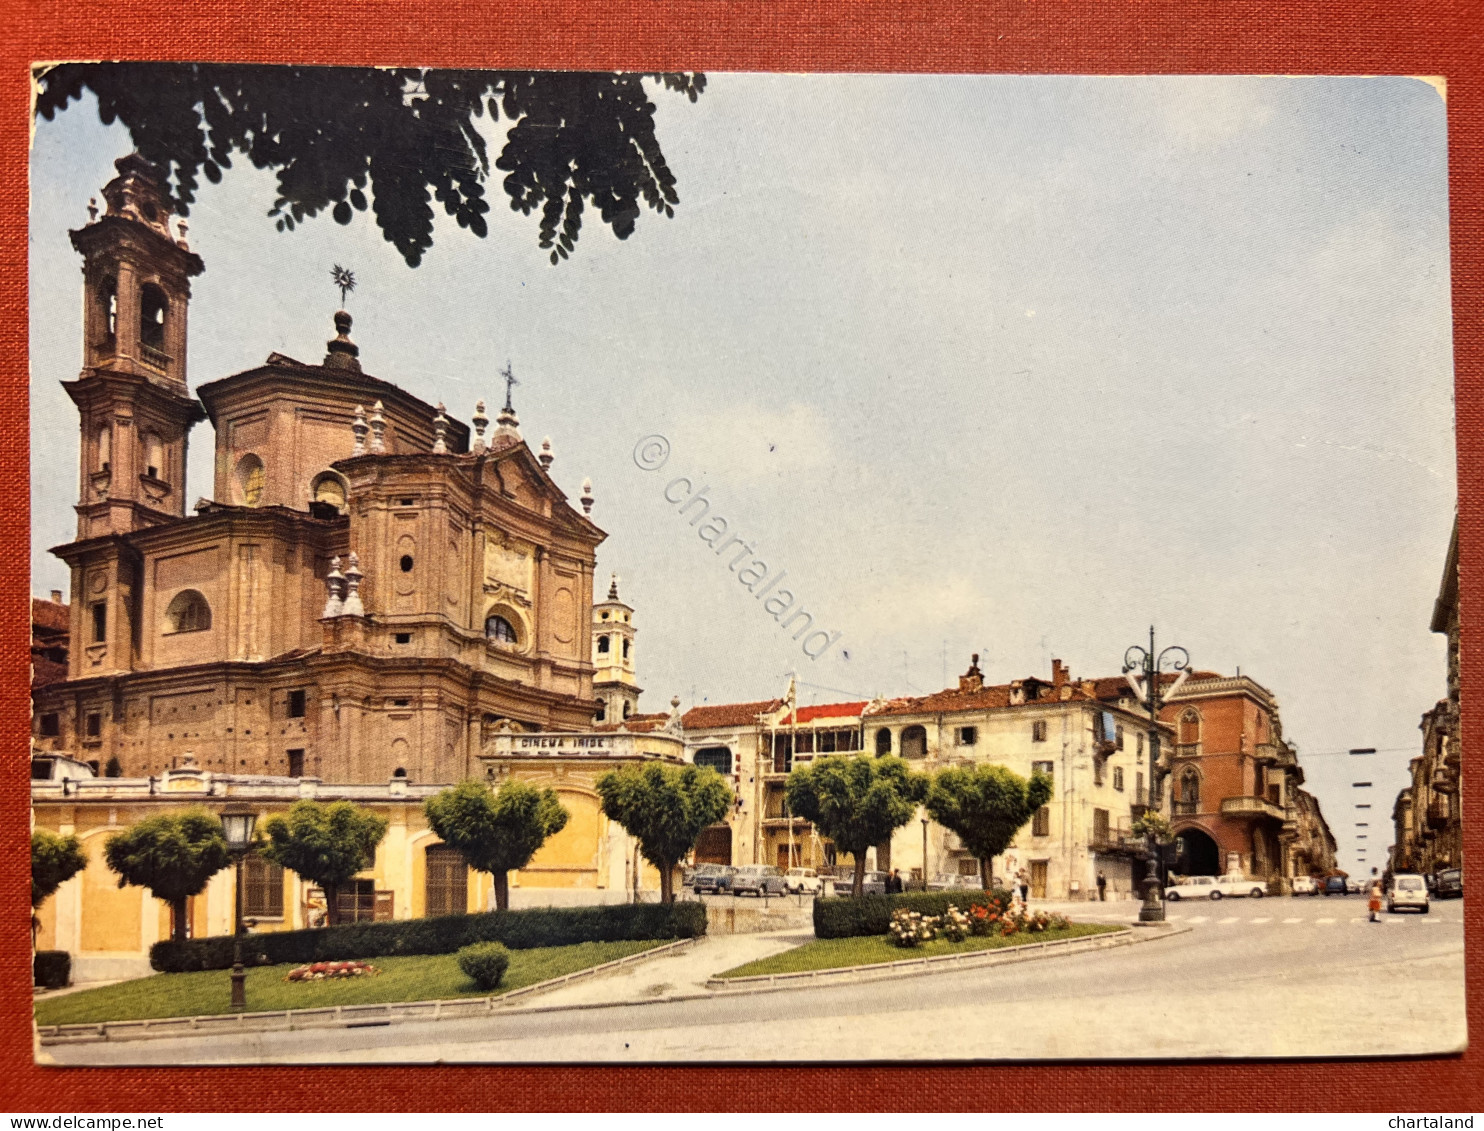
[1171, 800, 1200, 816]
[139, 343, 172, 372]
[1174, 744, 1201, 759]
[1089, 821, 1142, 856]
[1220, 795, 1286, 821]
[1430, 767, 1457, 795]
[1426, 798, 1450, 829]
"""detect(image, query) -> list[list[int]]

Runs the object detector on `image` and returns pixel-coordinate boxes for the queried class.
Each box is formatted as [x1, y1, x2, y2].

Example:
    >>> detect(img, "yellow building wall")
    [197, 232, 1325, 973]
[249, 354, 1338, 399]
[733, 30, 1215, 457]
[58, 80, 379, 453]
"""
[519, 789, 602, 888]
[77, 831, 144, 952]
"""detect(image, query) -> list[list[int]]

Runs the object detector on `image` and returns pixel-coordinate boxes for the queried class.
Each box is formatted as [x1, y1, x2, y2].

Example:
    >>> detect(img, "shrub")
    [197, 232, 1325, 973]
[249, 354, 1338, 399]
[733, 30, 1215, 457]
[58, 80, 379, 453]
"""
[813, 888, 1014, 939]
[457, 941, 511, 990]
[33, 950, 70, 989]
[888, 909, 939, 948]
[150, 899, 707, 973]
[940, 904, 972, 942]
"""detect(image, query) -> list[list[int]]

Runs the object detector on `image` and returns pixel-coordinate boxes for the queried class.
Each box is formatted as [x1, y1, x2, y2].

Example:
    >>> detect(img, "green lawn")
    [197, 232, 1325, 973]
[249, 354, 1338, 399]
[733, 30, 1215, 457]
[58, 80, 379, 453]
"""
[35, 939, 667, 1027]
[717, 922, 1125, 979]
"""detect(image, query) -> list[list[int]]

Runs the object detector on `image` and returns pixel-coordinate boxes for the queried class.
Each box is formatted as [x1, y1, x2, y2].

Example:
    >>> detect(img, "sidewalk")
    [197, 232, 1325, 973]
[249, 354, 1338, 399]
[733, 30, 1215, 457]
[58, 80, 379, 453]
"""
[525, 928, 813, 1008]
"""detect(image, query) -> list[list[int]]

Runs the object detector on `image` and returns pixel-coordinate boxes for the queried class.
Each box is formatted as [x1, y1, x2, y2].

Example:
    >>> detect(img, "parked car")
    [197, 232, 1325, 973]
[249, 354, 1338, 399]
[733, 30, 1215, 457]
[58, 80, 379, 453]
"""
[1165, 875, 1221, 901]
[1346, 877, 1367, 894]
[928, 873, 985, 892]
[689, 864, 736, 896]
[731, 864, 789, 897]
[1322, 876, 1349, 896]
[1388, 873, 1430, 914]
[829, 870, 888, 897]
[1291, 876, 1318, 896]
[1434, 868, 1464, 899]
[783, 867, 822, 895]
[1214, 874, 1267, 899]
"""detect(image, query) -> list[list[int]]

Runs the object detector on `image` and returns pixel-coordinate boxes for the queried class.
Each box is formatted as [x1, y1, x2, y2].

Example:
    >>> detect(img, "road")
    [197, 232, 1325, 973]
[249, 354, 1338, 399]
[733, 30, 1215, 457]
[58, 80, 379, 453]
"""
[42, 894, 1466, 1064]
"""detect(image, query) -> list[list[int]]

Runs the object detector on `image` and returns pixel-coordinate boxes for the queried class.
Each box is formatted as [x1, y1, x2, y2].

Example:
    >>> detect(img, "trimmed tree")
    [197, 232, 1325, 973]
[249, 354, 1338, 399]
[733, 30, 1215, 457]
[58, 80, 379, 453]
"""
[259, 800, 388, 926]
[102, 809, 232, 941]
[785, 755, 929, 897]
[924, 763, 1053, 891]
[424, 780, 570, 912]
[31, 830, 87, 949]
[596, 762, 731, 903]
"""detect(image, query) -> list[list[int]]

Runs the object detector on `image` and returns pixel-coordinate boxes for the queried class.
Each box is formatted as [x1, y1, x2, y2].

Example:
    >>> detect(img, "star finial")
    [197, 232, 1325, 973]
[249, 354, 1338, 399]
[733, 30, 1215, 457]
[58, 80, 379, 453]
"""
[331, 264, 357, 308]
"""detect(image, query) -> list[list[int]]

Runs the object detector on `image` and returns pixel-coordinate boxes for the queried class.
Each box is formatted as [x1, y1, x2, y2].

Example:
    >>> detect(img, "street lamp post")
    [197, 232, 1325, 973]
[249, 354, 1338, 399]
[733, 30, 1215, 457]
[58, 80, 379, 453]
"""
[220, 803, 258, 1012]
[1122, 626, 1191, 924]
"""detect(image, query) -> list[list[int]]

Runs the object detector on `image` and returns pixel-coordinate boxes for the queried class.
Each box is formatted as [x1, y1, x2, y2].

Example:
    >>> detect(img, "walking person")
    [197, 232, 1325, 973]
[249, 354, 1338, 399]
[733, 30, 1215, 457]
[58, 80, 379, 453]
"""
[1096, 871, 1107, 902]
[886, 868, 903, 894]
[1017, 868, 1030, 906]
[1368, 876, 1384, 923]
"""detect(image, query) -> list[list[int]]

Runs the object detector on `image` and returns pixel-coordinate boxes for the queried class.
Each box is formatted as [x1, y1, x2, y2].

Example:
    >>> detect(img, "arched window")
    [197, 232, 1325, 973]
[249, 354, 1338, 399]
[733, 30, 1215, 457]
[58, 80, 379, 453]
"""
[99, 277, 118, 342]
[622, 701, 632, 719]
[235, 454, 265, 506]
[596, 634, 610, 654]
[1179, 767, 1201, 806]
[311, 472, 347, 514]
[875, 728, 892, 755]
[594, 700, 606, 722]
[622, 638, 631, 660]
[96, 424, 111, 473]
[901, 725, 927, 759]
[139, 284, 168, 349]
[695, 746, 733, 776]
[1178, 708, 1201, 746]
[485, 614, 518, 645]
[143, 432, 165, 480]
[164, 589, 212, 634]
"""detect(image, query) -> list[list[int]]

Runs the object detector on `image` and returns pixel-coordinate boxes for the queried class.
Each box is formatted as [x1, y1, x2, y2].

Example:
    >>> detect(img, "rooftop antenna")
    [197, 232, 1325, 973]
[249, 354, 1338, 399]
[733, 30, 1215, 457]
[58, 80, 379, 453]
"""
[331, 264, 356, 308]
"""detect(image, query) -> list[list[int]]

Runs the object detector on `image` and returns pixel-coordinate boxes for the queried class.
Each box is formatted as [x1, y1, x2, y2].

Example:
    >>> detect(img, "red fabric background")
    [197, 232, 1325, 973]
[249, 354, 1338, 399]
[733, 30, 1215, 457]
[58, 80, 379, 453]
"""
[1, 0, 1480, 1111]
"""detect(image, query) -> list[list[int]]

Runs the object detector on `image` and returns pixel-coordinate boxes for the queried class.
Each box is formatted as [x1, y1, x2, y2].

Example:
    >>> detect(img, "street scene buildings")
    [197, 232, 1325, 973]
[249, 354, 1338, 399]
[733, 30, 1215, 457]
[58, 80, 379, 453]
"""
[27, 71, 1465, 1063]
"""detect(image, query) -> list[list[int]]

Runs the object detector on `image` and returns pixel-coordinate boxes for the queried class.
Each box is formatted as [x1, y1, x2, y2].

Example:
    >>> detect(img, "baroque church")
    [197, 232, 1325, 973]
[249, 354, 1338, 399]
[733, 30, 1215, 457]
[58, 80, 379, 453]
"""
[34, 154, 619, 782]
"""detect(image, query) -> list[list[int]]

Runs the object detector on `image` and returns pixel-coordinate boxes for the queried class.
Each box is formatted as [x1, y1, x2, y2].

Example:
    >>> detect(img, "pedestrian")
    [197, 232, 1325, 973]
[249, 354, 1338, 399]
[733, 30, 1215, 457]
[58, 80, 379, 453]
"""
[1368, 877, 1384, 922]
[1017, 868, 1030, 905]
[887, 868, 903, 894]
[1096, 871, 1107, 902]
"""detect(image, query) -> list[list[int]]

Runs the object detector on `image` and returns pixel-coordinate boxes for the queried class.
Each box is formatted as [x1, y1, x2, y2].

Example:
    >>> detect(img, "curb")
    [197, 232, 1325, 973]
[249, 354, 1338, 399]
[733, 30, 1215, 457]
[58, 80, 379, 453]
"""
[703, 923, 1186, 994]
[37, 935, 702, 1046]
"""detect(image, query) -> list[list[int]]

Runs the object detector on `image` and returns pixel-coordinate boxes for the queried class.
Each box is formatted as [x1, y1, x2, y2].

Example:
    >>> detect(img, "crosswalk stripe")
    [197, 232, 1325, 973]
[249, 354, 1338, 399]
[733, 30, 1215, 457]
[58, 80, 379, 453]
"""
[1316, 918, 1335, 924]
[1282, 917, 1302, 924]
[1186, 916, 1208, 924]
[1218, 916, 1239, 924]
[1249, 917, 1272, 924]
[1385, 917, 1408, 924]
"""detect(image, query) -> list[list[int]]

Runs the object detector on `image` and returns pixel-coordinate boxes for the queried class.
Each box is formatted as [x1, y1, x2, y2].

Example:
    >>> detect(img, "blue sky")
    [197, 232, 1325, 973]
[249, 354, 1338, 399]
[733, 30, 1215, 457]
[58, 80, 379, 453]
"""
[29, 73, 1455, 874]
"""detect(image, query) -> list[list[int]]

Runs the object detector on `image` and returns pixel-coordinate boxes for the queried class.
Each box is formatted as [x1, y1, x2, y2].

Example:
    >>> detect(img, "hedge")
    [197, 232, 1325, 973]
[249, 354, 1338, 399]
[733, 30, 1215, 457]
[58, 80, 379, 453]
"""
[151, 900, 707, 973]
[814, 889, 1015, 939]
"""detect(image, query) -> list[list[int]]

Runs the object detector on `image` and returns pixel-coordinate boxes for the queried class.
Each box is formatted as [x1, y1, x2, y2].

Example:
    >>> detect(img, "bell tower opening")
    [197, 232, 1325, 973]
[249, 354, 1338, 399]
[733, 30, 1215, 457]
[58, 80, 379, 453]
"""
[64, 154, 206, 539]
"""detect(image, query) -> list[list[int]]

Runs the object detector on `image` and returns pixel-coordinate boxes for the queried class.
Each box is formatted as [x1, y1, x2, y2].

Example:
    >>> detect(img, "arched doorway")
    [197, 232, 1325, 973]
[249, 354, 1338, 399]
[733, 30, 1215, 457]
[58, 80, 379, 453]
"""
[1173, 826, 1221, 876]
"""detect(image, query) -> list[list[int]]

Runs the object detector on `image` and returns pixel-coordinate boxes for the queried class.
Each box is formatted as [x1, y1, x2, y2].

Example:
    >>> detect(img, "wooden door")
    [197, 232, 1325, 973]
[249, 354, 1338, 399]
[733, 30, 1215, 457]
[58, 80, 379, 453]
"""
[425, 846, 468, 917]
[1030, 861, 1048, 899]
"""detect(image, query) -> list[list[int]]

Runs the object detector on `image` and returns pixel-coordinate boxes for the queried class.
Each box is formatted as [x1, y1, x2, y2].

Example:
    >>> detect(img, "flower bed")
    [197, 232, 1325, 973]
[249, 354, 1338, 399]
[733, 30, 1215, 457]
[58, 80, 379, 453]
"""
[888, 896, 1071, 948]
[285, 960, 379, 982]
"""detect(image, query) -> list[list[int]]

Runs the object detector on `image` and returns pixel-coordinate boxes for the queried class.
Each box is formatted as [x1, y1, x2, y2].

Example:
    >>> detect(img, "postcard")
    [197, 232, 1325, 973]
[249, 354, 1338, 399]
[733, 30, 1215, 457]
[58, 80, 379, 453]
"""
[26, 64, 1464, 1063]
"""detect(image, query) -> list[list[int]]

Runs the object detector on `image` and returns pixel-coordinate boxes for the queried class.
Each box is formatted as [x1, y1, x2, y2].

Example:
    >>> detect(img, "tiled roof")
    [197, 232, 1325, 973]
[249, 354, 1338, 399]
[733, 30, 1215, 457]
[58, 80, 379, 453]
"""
[681, 699, 783, 730]
[865, 684, 1017, 718]
[793, 701, 868, 723]
[31, 656, 67, 690]
[591, 712, 670, 734]
[31, 598, 68, 634]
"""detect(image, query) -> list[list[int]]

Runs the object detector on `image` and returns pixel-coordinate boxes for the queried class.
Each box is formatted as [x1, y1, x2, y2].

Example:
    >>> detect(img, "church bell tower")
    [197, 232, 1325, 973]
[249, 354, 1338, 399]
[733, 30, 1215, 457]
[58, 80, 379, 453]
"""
[65, 154, 206, 539]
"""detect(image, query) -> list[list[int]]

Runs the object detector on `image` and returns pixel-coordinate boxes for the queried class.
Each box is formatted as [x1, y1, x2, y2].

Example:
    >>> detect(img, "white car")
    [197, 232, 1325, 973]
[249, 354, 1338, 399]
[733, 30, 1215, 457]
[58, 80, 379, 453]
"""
[783, 867, 822, 895]
[1388, 873, 1430, 914]
[1291, 875, 1317, 896]
[1165, 874, 1267, 901]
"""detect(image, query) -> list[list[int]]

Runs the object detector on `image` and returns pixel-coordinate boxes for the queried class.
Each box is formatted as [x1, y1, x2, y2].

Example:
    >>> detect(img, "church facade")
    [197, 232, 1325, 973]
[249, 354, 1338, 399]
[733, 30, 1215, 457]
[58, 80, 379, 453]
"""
[32, 155, 610, 786]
